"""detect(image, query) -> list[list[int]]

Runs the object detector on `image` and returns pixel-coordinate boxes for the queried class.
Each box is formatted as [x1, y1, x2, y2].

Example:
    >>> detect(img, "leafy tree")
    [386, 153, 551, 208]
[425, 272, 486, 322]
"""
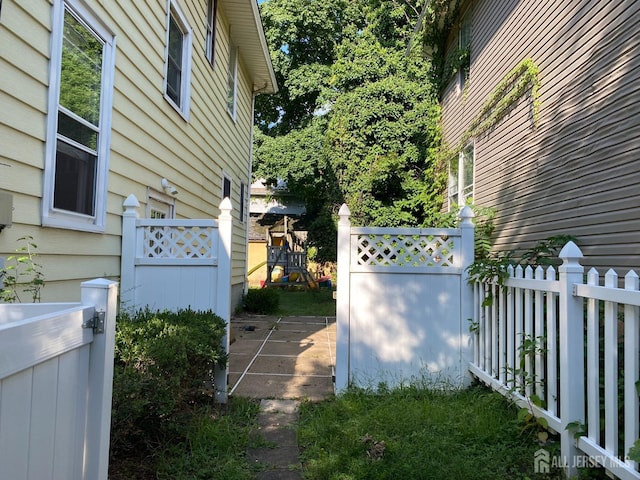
[255, 0, 352, 135]
[254, 0, 446, 261]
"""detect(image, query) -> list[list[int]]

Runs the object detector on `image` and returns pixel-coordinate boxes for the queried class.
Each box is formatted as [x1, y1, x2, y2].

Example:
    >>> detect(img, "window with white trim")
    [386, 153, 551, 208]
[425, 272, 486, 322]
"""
[164, 1, 192, 117]
[146, 188, 175, 219]
[205, 0, 217, 66]
[226, 41, 238, 118]
[448, 143, 474, 210]
[42, 0, 114, 232]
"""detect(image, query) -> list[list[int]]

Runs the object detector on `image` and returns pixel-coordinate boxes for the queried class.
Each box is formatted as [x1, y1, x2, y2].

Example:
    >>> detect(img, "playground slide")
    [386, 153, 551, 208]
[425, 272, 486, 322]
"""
[247, 260, 267, 276]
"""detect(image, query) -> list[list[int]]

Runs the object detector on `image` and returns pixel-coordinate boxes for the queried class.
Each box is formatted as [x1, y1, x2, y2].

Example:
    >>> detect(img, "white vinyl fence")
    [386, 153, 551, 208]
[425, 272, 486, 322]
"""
[335, 204, 475, 391]
[470, 241, 640, 480]
[119, 194, 232, 402]
[0, 279, 118, 480]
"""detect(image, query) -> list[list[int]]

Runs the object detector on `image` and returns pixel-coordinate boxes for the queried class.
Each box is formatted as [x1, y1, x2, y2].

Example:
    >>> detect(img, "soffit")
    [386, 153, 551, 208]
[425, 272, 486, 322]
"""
[219, 0, 278, 94]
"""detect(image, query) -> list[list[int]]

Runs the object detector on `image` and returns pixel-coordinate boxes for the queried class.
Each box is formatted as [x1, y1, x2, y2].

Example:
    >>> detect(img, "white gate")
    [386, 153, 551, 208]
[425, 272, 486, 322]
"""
[335, 205, 475, 391]
[119, 194, 232, 402]
[0, 279, 118, 480]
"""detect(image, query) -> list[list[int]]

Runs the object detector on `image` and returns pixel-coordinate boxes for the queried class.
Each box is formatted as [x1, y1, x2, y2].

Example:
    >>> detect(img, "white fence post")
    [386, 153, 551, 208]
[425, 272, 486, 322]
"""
[558, 241, 585, 478]
[215, 197, 233, 403]
[459, 206, 475, 384]
[625, 271, 640, 470]
[335, 203, 351, 392]
[81, 278, 119, 480]
[120, 194, 140, 310]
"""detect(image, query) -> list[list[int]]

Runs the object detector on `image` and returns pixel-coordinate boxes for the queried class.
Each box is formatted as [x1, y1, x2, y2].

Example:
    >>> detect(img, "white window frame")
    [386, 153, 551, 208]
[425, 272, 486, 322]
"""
[226, 42, 238, 119]
[448, 143, 474, 211]
[146, 188, 176, 219]
[205, 0, 217, 67]
[163, 0, 192, 120]
[42, 0, 115, 232]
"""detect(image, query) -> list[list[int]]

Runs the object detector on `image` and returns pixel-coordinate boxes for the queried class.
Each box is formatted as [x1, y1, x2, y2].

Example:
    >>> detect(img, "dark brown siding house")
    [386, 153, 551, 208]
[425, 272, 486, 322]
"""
[437, 0, 640, 272]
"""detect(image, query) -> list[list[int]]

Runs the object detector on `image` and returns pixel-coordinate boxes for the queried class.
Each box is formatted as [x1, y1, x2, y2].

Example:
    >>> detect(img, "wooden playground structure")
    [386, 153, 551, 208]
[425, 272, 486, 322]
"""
[247, 215, 329, 289]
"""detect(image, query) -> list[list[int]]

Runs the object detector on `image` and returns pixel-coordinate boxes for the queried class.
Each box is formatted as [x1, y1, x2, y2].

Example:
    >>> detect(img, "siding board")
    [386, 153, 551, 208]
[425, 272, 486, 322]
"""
[1, 0, 271, 302]
[441, 0, 640, 272]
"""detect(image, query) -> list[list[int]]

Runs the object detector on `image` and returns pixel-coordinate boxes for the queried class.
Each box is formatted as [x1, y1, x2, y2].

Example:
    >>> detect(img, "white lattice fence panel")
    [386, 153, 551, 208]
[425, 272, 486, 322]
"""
[354, 233, 458, 267]
[143, 226, 214, 259]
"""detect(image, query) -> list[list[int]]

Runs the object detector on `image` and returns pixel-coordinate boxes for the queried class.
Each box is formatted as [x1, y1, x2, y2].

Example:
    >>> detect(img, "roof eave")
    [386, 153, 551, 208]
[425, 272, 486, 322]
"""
[220, 0, 278, 95]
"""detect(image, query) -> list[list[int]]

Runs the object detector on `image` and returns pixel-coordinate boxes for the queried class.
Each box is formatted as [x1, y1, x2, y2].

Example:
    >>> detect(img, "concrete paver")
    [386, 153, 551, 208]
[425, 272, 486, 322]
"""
[229, 315, 335, 400]
[229, 315, 335, 479]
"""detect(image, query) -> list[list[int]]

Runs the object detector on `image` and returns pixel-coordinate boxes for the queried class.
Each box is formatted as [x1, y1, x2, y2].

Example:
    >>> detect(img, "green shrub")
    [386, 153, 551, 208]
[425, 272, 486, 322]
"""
[110, 308, 227, 456]
[242, 288, 279, 314]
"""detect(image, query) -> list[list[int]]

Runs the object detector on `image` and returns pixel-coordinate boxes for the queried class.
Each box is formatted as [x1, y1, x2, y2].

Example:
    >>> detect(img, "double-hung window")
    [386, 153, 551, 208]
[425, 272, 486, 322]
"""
[42, 0, 115, 231]
[205, 0, 217, 66]
[164, 1, 192, 118]
[448, 143, 474, 210]
[226, 41, 238, 118]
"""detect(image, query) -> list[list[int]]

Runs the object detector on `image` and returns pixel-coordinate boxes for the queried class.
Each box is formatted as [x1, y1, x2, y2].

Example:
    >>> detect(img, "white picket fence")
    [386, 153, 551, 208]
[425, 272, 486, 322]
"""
[0, 279, 118, 480]
[470, 241, 640, 479]
[119, 194, 232, 402]
[335, 204, 475, 391]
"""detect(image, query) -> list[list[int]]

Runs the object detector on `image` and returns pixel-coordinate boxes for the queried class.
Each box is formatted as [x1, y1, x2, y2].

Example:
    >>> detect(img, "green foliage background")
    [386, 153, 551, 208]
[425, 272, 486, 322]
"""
[253, 0, 449, 262]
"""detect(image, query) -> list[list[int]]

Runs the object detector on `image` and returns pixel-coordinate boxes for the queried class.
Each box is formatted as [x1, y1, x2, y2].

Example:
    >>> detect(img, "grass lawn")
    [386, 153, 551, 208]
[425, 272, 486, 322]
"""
[298, 383, 607, 480]
[110, 396, 262, 480]
[276, 287, 336, 316]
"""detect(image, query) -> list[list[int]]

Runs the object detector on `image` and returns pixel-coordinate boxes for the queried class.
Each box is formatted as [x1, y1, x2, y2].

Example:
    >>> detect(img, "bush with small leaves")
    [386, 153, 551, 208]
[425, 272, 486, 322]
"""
[242, 288, 280, 314]
[110, 308, 227, 456]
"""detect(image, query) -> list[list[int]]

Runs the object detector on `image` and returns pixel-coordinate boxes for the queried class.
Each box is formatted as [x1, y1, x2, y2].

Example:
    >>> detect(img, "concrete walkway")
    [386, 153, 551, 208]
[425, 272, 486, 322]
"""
[229, 315, 336, 401]
[228, 315, 336, 479]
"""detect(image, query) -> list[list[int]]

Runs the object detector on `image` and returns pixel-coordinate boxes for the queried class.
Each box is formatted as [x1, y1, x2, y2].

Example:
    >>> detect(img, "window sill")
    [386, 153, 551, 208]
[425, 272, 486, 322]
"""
[42, 212, 105, 233]
[164, 94, 190, 122]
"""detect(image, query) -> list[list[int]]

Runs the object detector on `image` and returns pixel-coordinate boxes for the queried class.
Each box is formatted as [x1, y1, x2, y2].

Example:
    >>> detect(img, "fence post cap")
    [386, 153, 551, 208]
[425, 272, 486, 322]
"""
[558, 241, 583, 266]
[81, 278, 118, 289]
[338, 203, 350, 217]
[219, 197, 232, 214]
[123, 194, 140, 209]
[458, 205, 474, 222]
[458, 205, 476, 218]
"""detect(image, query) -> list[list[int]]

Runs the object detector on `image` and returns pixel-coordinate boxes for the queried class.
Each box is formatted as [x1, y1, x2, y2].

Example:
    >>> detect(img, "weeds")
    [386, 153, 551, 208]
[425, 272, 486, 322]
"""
[0, 235, 45, 302]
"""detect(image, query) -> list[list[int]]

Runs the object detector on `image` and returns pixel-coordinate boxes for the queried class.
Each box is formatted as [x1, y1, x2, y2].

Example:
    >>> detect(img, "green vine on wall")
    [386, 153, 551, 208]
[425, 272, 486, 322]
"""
[441, 45, 470, 89]
[456, 58, 540, 153]
[443, 57, 540, 179]
[470, 58, 539, 136]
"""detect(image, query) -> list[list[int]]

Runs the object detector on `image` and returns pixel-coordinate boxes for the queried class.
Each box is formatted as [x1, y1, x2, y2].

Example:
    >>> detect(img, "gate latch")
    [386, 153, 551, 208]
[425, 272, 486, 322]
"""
[83, 310, 105, 334]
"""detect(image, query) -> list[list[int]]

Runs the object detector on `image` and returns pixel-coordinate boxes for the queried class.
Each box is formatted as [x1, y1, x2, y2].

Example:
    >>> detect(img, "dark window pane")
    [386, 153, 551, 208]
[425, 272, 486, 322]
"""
[167, 14, 183, 105]
[58, 111, 98, 150]
[223, 177, 231, 199]
[240, 182, 245, 220]
[60, 10, 103, 126]
[54, 139, 96, 215]
[206, 0, 217, 65]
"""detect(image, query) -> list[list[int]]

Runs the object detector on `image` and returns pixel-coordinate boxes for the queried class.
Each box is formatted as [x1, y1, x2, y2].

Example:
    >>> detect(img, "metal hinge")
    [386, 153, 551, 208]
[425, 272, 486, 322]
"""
[83, 310, 105, 334]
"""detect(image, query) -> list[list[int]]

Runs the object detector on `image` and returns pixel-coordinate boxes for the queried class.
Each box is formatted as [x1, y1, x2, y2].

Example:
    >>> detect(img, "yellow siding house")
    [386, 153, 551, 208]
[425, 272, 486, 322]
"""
[0, 0, 276, 304]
